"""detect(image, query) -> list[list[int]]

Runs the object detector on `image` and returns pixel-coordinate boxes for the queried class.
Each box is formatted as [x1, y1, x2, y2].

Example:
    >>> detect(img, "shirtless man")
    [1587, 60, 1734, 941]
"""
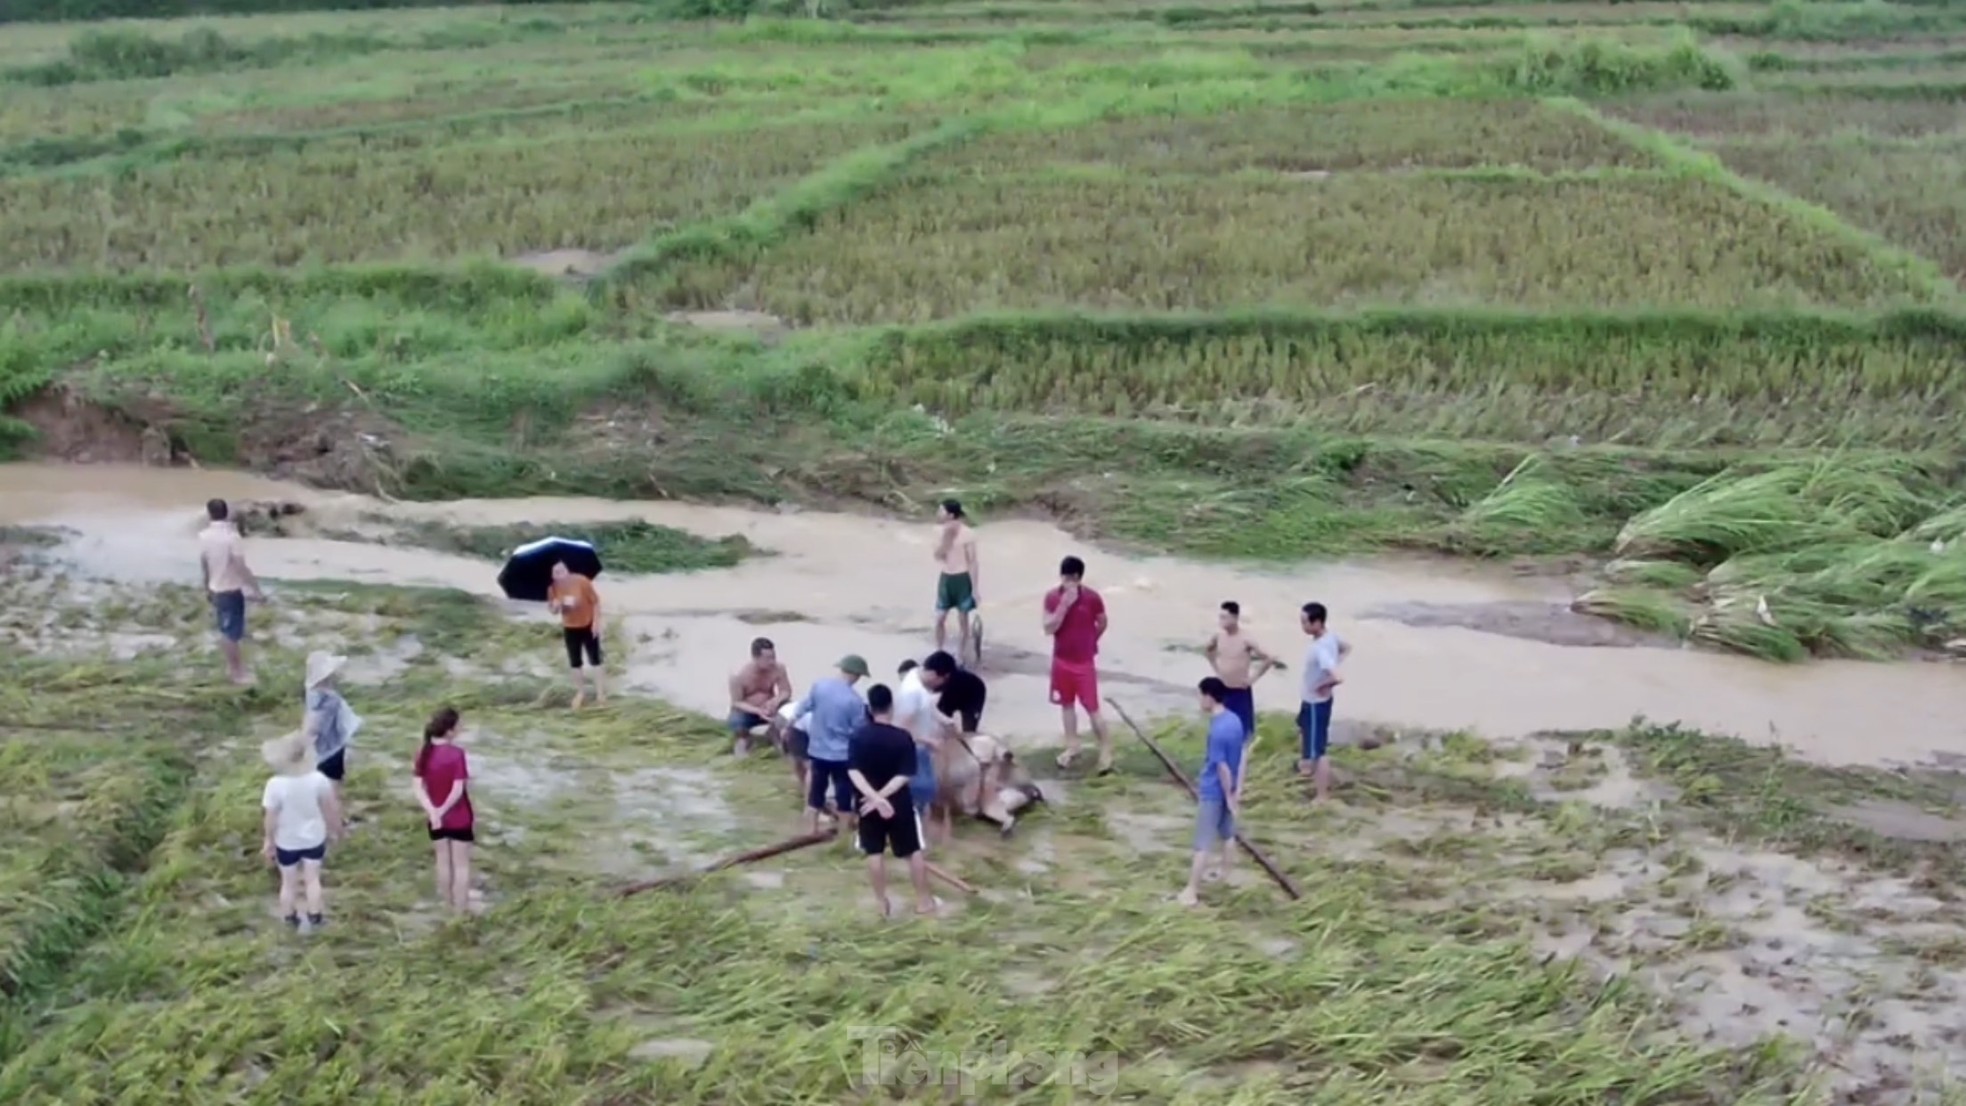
[727, 637, 792, 757]
[199, 498, 264, 685]
[1204, 600, 1276, 742]
[932, 500, 980, 662]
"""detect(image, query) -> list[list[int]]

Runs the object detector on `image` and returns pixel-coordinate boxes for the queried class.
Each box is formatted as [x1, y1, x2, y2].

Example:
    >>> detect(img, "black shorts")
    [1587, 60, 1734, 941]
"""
[787, 727, 809, 761]
[858, 805, 924, 859]
[807, 758, 854, 814]
[428, 826, 475, 843]
[275, 842, 326, 867]
[562, 626, 602, 668]
[317, 750, 346, 781]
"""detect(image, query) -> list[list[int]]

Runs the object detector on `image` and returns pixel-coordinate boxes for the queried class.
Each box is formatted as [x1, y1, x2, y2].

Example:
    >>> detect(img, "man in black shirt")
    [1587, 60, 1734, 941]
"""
[920, 650, 986, 735]
[848, 683, 935, 918]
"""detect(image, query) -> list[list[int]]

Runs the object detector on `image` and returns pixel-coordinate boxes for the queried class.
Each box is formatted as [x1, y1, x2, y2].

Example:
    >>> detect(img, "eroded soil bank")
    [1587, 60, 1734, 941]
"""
[2, 461, 1960, 768]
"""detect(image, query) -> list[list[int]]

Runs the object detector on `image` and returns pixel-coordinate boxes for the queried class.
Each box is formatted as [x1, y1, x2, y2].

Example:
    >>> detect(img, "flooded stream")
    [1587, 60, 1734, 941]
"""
[2, 462, 1959, 768]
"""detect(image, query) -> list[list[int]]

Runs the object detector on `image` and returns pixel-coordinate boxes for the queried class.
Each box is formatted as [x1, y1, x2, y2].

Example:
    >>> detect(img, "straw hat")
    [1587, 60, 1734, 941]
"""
[304, 651, 346, 690]
[261, 730, 314, 776]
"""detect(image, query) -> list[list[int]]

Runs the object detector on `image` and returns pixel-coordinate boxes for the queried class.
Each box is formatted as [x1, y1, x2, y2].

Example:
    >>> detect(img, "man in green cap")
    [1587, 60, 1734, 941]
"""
[788, 654, 872, 835]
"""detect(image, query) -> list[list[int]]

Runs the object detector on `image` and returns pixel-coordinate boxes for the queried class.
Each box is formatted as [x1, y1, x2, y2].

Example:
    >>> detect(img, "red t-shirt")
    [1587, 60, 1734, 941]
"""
[418, 744, 473, 830]
[1044, 585, 1105, 664]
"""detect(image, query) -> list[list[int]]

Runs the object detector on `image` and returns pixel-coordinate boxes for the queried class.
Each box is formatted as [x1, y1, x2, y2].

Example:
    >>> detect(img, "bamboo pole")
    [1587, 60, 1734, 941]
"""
[617, 828, 837, 898]
[1107, 698, 1303, 901]
[617, 828, 979, 898]
[924, 861, 976, 895]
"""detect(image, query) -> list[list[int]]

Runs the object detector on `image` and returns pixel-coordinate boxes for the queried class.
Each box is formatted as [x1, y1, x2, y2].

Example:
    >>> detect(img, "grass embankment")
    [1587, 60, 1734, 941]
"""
[9, 560, 1962, 1103]
[366, 517, 758, 574]
[6, 276, 1966, 662]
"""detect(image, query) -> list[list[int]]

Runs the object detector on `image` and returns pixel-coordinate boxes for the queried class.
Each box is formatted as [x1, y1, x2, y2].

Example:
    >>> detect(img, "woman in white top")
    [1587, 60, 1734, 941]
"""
[261, 730, 343, 933]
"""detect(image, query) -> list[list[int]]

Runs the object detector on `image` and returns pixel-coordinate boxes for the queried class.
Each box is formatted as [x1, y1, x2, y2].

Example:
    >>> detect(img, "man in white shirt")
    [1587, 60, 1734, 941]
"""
[1297, 601, 1350, 802]
[199, 499, 264, 685]
[893, 660, 948, 844]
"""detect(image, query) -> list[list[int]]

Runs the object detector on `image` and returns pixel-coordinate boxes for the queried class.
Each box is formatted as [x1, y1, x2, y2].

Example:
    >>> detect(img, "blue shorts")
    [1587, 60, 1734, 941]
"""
[910, 757, 938, 810]
[275, 842, 326, 868]
[1298, 699, 1334, 761]
[727, 708, 769, 734]
[1220, 686, 1255, 741]
[211, 589, 246, 643]
[807, 758, 854, 814]
[1194, 797, 1235, 851]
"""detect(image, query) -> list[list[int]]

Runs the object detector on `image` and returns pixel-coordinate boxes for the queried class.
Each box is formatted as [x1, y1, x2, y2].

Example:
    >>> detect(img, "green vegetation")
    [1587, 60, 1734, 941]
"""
[377, 517, 759, 574]
[7, 4, 1966, 1101]
[4, 569, 1963, 1104]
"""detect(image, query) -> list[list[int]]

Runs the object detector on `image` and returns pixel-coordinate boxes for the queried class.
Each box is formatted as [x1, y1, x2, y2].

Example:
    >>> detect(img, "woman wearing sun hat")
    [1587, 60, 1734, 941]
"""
[303, 651, 363, 809]
[260, 729, 343, 933]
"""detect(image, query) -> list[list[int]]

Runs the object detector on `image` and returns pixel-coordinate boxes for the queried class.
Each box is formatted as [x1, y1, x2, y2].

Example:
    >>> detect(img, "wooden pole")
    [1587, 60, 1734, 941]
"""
[616, 829, 980, 898]
[1106, 698, 1303, 902]
[924, 861, 976, 895]
[617, 828, 837, 898]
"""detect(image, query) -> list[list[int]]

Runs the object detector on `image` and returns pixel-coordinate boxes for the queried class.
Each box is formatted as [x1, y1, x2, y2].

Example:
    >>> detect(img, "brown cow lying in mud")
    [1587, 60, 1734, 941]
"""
[769, 706, 1043, 835]
[935, 732, 1045, 837]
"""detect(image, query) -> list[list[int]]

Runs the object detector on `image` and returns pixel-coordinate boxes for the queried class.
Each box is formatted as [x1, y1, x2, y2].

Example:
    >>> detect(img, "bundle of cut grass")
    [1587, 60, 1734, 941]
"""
[1600, 558, 1704, 592]
[1449, 457, 1588, 551]
[1571, 586, 1694, 638]
[1615, 460, 1942, 564]
[1907, 502, 1966, 549]
[1696, 540, 1966, 661]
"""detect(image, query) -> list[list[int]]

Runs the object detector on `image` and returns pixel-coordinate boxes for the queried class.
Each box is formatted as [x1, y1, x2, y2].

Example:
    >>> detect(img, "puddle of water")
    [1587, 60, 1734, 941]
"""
[3, 461, 1963, 768]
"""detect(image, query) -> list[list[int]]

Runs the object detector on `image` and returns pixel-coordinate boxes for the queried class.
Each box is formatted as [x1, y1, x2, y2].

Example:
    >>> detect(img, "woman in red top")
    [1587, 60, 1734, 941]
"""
[413, 707, 475, 914]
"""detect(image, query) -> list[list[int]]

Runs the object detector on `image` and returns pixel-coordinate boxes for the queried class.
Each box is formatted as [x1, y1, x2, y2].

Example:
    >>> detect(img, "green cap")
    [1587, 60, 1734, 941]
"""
[838, 654, 870, 678]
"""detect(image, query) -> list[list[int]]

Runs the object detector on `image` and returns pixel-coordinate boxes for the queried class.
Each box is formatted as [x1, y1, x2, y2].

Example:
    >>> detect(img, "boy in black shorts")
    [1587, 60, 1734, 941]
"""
[848, 684, 935, 919]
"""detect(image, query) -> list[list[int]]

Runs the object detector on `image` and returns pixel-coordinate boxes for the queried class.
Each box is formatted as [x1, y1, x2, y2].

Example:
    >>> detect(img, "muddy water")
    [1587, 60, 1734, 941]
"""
[2, 463, 1960, 768]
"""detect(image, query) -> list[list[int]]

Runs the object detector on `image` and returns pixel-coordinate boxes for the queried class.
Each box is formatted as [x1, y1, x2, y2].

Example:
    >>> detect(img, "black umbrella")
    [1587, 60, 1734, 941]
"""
[497, 536, 603, 603]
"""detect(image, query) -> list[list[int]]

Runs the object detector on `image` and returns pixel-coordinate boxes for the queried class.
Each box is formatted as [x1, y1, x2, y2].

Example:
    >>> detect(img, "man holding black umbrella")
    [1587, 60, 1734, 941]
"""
[548, 561, 606, 709]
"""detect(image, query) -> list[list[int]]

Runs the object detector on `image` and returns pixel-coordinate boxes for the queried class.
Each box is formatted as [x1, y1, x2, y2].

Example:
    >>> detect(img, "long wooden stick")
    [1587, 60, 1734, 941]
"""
[1106, 698, 1303, 901]
[617, 828, 837, 898]
[924, 861, 976, 894]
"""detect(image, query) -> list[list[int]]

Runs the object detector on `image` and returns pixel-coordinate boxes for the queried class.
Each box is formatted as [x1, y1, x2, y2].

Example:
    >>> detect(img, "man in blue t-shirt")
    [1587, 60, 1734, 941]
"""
[1179, 677, 1249, 907]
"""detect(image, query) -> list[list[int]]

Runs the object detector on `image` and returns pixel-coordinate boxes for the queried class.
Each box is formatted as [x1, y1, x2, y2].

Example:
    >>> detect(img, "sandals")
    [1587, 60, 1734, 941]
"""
[1055, 749, 1116, 776]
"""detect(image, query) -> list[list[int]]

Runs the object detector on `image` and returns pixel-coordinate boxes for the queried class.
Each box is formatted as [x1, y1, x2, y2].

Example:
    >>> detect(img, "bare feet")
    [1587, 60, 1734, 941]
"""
[877, 897, 894, 920]
[571, 690, 585, 711]
[1176, 888, 1200, 907]
[1055, 748, 1079, 770]
[915, 897, 940, 917]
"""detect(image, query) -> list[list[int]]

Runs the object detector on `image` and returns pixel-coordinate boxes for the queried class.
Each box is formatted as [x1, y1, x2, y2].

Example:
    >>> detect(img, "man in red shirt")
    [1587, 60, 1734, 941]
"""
[1044, 555, 1112, 773]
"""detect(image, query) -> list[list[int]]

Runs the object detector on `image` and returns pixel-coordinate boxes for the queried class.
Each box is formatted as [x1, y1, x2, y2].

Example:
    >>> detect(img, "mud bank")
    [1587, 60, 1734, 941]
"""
[1, 462, 1960, 767]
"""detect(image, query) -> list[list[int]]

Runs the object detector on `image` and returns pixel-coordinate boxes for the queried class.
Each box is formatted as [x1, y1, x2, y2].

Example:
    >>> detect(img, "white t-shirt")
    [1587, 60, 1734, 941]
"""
[262, 771, 334, 851]
[778, 700, 810, 731]
[1301, 634, 1345, 704]
[894, 669, 938, 745]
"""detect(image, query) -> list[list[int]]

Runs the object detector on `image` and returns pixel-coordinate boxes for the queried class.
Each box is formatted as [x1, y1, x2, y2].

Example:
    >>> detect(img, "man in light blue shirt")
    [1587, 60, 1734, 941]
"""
[1297, 601, 1350, 803]
[1179, 677, 1248, 907]
[791, 654, 871, 834]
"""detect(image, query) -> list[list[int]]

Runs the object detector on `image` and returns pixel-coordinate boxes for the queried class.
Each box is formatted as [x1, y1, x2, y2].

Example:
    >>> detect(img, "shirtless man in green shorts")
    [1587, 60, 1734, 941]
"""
[932, 499, 980, 661]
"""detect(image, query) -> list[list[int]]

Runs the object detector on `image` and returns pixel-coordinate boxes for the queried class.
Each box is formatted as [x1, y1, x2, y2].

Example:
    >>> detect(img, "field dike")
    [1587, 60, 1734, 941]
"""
[3, 477, 1966, 1104]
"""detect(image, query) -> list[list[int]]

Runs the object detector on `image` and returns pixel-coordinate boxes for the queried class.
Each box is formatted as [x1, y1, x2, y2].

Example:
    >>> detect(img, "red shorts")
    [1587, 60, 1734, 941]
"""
[1049, 658, 1099, 712]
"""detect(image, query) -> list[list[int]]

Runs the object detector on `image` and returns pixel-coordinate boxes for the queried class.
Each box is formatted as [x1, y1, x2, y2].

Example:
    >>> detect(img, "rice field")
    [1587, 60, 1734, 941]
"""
[3, 551, 1965, 1105]
[660, 171, 1934, 321]
[0, 117, 919, 269]
[937, 100, 1660, 173]
[852, 312, 1966, 449]
[6, 3, 1966, 1102]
